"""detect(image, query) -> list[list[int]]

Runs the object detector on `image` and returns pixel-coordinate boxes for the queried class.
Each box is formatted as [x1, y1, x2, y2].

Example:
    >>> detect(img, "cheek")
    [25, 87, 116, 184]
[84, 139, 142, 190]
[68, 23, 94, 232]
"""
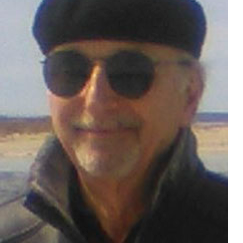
[134, 82, 186, 153]
[48, 95, 75, 134]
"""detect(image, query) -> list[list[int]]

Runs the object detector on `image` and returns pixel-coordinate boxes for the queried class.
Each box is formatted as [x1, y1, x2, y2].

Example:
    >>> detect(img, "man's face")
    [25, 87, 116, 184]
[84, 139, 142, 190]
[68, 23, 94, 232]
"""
[47, 40, 201, 179]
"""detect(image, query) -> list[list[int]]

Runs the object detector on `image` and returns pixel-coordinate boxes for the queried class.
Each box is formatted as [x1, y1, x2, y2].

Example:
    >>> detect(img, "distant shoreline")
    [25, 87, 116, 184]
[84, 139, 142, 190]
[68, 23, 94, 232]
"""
[0, 112, 228, 121]
[0, 112, 228, 136]
[194, 112, 228, 123]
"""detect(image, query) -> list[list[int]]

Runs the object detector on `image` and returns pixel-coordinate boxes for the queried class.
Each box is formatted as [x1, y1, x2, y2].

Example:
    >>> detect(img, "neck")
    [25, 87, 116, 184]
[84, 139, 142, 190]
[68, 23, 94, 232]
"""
[76, 169, 148, 243]
[75, 147, 170, 243]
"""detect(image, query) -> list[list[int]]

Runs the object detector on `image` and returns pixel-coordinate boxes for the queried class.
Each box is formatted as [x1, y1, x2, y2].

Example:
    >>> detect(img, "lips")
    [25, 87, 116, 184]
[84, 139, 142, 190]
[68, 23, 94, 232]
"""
[74, 126, 114, 133]
[80, 128, 114, 133]
[69, 113, 142, 139]
[73, 124, 133, 134]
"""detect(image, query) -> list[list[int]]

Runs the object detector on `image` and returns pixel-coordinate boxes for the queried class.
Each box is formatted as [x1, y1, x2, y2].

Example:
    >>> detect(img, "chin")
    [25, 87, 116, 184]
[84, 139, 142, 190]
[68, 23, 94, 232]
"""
[73, 144, 140, 179]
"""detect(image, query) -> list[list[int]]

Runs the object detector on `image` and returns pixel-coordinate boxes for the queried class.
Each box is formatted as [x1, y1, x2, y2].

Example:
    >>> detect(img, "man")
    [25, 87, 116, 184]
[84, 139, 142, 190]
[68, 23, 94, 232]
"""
[0, 0, 227, 242]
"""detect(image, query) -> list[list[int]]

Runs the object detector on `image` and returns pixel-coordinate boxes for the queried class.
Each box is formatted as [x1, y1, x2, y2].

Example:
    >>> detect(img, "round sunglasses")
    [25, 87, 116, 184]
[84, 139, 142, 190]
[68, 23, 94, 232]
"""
[43, 50, 193, 99]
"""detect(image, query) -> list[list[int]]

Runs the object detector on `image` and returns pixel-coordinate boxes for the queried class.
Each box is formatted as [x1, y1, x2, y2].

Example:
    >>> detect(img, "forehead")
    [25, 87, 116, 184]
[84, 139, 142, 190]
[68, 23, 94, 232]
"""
[51, 40, 191, 61]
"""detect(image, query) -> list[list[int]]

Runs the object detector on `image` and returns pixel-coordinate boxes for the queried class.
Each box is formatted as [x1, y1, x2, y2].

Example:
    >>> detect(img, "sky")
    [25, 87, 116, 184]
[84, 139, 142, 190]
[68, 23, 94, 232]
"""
[0, 0, 228, 116]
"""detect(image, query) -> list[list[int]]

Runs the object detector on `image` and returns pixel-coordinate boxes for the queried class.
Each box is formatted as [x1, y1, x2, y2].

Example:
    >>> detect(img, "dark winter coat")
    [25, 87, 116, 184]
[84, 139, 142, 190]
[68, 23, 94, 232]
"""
[0, 128, 228, 243]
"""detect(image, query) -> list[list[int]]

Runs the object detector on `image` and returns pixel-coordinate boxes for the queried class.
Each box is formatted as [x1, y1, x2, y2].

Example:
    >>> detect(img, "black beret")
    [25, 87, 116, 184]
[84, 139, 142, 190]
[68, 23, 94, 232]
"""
[33, 0, 206, 58]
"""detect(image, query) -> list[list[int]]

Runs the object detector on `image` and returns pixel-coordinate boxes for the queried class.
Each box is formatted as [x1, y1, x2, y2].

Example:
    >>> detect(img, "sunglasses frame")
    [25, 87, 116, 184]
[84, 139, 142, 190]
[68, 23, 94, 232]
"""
[42, 49, 194, 99]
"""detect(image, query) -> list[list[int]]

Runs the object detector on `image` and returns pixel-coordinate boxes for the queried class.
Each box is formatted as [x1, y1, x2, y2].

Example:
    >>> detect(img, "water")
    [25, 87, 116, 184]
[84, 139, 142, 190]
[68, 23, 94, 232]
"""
[0, 153, 228, 175]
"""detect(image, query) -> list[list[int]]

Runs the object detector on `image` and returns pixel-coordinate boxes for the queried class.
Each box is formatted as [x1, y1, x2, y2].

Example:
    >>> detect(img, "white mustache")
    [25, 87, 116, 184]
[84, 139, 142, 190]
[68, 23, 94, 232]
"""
[71, 115, 141, 131]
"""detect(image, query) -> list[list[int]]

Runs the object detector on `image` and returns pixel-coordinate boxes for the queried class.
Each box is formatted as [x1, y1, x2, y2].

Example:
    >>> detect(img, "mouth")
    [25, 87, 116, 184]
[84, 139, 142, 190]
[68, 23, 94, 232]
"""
[72, 123, 136, 137]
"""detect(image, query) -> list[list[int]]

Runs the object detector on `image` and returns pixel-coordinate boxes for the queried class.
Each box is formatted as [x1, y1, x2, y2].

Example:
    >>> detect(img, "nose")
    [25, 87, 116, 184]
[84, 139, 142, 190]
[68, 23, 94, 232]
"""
[81, 61, 119, 111]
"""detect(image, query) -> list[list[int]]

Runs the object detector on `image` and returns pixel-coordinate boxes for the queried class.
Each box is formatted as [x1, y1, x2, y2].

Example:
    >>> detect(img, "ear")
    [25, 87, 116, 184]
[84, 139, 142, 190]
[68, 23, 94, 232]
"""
[181, 65, 204, 127]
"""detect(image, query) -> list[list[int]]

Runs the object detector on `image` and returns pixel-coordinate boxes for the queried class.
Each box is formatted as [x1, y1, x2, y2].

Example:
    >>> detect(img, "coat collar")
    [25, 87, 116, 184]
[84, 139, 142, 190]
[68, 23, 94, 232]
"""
[24, 127, 204, 240]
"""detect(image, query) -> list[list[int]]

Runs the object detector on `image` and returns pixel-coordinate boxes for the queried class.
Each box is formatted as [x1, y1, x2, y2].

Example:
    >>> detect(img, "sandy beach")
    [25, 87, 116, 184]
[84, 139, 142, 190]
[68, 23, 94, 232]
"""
[192, 123, 228, 154]
[0, 122, 227, 159]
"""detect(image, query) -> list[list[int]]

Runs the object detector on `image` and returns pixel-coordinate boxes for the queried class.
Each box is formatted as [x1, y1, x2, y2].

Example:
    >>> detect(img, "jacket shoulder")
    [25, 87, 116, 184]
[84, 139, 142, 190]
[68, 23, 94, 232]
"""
[185, 170, 228, 242]
[0, 195, 41, 241]
[192, 170, 228, 221]
[0, 173, 60, 243]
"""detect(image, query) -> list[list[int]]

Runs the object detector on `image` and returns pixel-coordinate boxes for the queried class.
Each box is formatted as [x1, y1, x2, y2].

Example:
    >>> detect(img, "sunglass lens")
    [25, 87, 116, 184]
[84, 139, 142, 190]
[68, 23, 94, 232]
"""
[43, 51, 90, 97]
[106, 51, 154, 99]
